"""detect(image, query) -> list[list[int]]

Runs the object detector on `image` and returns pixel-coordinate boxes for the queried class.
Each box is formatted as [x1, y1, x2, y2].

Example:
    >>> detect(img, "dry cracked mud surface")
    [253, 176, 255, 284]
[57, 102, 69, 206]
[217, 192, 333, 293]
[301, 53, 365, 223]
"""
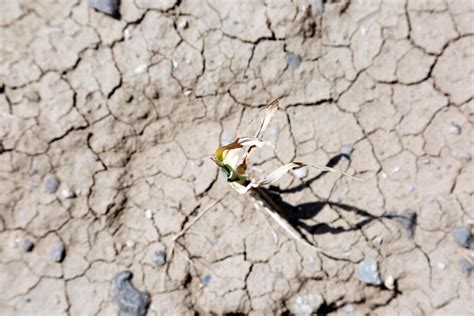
[0, 0, 473, 315]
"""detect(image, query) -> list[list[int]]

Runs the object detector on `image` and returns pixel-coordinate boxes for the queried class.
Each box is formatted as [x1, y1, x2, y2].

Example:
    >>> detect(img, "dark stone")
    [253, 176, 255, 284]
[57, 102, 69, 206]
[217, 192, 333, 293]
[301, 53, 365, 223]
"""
[50, 242, 66, 262]
[44, 176, 60, 194]
[459, 258, 473, 277]
[151, 250, 166, 268]
[22, 240, 34, 252]
[113, 271, 150, 316]
[451, 226, 473, 249]
[89, 0, 120, 18]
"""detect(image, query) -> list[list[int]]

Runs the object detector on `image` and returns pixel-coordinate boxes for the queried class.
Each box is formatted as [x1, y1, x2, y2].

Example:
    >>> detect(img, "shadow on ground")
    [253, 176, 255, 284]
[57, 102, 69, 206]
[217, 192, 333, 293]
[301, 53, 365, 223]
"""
[262, 154, 415, 238]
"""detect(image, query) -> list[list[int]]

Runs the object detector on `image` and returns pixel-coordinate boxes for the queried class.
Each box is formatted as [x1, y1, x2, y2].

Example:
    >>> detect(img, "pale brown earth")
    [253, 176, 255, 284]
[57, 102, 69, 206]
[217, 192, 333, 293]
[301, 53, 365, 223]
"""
[0, 0, 473, 315]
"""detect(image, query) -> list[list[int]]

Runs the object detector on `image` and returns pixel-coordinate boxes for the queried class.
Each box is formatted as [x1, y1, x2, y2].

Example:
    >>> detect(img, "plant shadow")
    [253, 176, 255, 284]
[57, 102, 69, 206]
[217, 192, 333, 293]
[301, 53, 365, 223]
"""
[260, 154, 412, 237]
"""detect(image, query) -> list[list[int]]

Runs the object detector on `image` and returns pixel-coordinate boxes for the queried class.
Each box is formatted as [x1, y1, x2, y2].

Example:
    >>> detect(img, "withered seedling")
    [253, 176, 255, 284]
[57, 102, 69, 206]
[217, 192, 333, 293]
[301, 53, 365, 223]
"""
[170, 99, 359, 260]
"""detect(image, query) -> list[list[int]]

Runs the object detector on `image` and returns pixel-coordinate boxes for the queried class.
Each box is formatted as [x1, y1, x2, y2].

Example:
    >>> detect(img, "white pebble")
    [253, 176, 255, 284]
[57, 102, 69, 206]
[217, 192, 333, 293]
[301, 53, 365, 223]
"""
[437, 261, 447, 270]
[60, 188, 75, 200]
[372, 236, 383, 247]
[391, 166, 400, 174]
[144, 209, 153, 219]
[126, 240, 135, 248]
[124, 28, 131, 40]
[177, 19, 188, 29]
[184, 89, 192, 96]
[449, 122, 461, 135]
[171, 59, 179, 69]
[292, 167, 308, 179]
[419, 157, 430, 165]
[384, 275, 395, 290]
[134, 64, 147, 74]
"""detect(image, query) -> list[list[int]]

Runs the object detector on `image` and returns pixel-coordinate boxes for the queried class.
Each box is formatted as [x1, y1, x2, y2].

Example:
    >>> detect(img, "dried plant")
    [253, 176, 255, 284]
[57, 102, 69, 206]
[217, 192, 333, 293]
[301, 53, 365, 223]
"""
[170, 99, 360, 260]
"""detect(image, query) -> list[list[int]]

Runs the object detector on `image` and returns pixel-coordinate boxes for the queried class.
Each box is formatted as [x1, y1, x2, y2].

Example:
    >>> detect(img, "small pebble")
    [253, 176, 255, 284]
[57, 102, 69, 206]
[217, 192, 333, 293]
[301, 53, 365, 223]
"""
[195, 159, 204, 167]
[171, 59, 179, 69]
[184, 89, 192, 96]
[345, 304, 355, 314]
[419, 157, 430, 165]
[372, 236, 383, 247]
[151, 250, 166, 267]
[357, 260, 382, 285]
[404, 184, 415, 193]
[391, 166, 400, 174]
[292, 166, 308, 179]
[436, 261, 447, 271]
[449, 122, 462, 135]
[250, 84, 257, 90]
[451, 226, 473, 249]
[459, 258, 473, 277]
[461, 153, 472, 161]
[44, 176, 60, 194]
[126, 240, 135, 248]
[120, 181, 131, 188]
[380, 172, 388, 179]
[50, 243, 66, 262]
[60, 188, 75, 200]
[144, 209, 153, 219]
[287, 52, 302, 69]
[134, 64, 147, 74]
[124, 28, 131, 40]
[384, 275, 395, 290]
[177, 19, 188, 29]
[200, 274, 212, 287]
[314, 0, 325, 13]
[22, 240, 34, 252]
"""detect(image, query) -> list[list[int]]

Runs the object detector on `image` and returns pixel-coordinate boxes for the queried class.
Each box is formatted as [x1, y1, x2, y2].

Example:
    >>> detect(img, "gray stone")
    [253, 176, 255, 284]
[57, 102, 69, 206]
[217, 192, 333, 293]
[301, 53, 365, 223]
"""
[50, 243, 66, 262]
[357, 260, 382, 285]
[89, 0, 120, 17]
[451, 226, 473, 249]
[449, 121, 462, 135]
[22, 240, 34, 252]
[113, 271, 150, 316]
[459, 258, 473, 277]
[44, 176, 60, 194]
[151, 250, 166, 268]
[200, 274, 212, 287]
[287, 53, 302, 69]
[315, 0, 325, 13]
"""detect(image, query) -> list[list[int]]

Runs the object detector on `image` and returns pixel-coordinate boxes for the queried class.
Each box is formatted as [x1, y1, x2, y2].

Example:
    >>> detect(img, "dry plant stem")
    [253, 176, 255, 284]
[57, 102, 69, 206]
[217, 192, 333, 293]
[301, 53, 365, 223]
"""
[252, 187, 323, 252]
[168, 195, 227, 260]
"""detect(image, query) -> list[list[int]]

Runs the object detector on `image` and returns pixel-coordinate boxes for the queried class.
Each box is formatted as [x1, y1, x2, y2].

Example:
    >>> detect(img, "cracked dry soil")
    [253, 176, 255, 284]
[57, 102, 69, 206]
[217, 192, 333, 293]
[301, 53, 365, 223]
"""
[0, 0, 473, 315]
